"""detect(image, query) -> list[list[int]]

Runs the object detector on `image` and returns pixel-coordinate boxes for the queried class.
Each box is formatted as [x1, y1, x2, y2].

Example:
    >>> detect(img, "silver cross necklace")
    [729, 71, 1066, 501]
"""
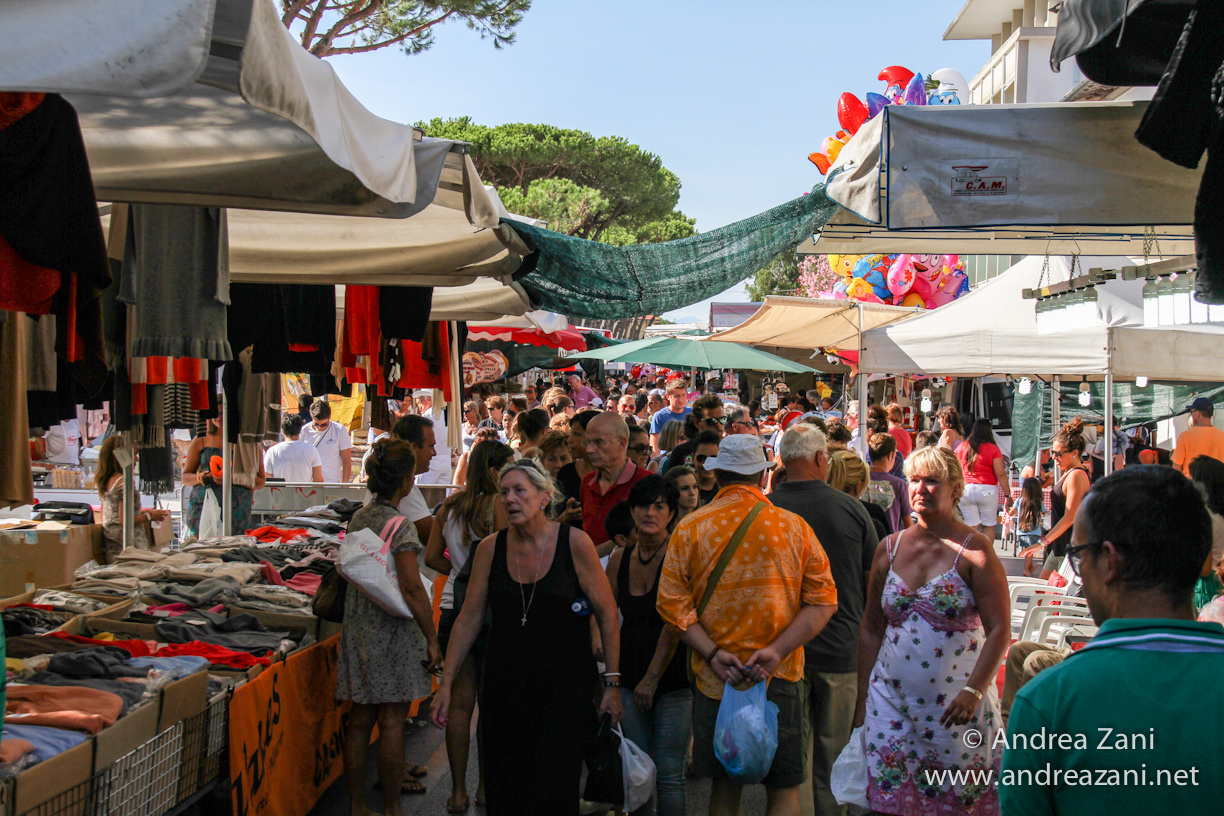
[514, 541, 545, 626]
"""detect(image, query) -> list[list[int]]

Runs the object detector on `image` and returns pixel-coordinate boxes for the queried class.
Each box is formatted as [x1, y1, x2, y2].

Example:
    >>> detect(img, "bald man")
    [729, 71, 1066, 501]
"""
[580, 412, 649, 552]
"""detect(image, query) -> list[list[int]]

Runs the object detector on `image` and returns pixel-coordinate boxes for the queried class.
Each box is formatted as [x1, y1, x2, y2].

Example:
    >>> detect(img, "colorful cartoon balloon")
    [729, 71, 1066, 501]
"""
[837, 93, 869, 135]
[887, 254, 916, 297]
[928, 68, 969, 105]
[878, 66, 915, 102]
[901, 73, 928, 106]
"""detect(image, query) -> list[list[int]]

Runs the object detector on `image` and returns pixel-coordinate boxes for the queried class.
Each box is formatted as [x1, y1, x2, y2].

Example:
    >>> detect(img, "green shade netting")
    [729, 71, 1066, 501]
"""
[1011, 381, 1224, 466]
[504, 186, 839, 319]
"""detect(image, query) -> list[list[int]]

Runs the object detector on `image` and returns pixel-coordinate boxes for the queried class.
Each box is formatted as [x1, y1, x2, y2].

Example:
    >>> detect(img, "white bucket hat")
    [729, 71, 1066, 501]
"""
[702, 434, 775, 475]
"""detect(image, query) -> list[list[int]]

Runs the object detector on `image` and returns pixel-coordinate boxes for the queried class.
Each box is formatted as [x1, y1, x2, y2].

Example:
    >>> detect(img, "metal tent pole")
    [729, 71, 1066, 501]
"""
[857, 303, 868, 452]
[220, 376, 232, 537]
[1104, 371, 1114, 476]
[121, 434, 135, 551]
[1051, 375, 1061, 479]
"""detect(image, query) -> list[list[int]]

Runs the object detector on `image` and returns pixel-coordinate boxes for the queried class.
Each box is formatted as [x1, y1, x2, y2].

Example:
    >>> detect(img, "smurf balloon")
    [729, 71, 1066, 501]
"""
[878, 66, 915, 102]
[901, 73, 928, 106]
[928, 68, 969, 105]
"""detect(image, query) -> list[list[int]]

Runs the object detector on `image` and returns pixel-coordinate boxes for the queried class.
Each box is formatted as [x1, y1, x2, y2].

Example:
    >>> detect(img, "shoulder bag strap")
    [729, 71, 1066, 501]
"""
[377, 515, 408, 555]
[695, 501, 765, 621]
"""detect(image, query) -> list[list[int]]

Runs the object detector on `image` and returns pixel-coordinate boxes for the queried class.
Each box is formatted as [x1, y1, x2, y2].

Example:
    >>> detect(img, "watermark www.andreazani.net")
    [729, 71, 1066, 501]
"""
[922, 727, 1202, 788]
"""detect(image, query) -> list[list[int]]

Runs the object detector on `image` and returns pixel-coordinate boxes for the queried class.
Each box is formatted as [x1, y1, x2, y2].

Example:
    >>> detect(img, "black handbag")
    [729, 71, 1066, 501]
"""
[312, 566, 347, 622]
[583, 713, 624, 806]
[32, 501, 94, 525]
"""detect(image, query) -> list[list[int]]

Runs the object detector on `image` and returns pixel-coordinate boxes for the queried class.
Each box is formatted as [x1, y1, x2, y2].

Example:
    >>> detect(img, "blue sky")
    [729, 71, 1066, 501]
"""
[328, 0, 987, 323]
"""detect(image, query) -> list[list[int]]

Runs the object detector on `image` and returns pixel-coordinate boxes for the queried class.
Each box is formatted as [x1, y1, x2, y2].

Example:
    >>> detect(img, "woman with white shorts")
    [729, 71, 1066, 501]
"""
[956, 419, 1008, 533]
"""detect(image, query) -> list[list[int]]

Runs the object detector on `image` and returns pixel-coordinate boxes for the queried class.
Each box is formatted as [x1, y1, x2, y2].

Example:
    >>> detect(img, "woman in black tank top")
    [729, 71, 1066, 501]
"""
[1020, 419, 1091, 580]
[605, 475, 691, 816]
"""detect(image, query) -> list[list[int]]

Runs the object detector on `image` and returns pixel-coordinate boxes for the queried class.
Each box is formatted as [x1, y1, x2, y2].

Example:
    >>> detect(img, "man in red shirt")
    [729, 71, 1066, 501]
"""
[580, 412, 649, 553]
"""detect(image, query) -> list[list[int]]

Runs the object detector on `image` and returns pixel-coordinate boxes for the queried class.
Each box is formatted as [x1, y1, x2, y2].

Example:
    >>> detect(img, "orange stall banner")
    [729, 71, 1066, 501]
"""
[230, 636, 349, 816]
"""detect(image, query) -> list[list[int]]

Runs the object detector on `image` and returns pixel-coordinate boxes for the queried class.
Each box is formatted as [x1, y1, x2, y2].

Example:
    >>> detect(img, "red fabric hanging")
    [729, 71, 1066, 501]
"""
[0, 235, 60, 314]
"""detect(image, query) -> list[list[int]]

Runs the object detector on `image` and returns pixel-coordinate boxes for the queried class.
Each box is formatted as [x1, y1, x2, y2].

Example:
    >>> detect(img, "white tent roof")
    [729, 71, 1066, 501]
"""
[707, 297, 919, 352]
[861, 255, 1224, 380]
[2, 0, 498, 222]
[809, 102, 1201, 256]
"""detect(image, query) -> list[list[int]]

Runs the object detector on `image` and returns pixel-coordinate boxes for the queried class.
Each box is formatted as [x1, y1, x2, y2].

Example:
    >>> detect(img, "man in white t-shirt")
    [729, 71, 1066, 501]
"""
[412, 389, 452, 486]
[263, 416, 323, 482]
[389, 414, 438, 543]
[299, 401, 352, 482]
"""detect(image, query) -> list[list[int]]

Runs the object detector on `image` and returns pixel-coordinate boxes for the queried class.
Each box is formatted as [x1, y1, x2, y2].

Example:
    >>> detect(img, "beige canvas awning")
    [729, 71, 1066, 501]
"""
[706, 297, 920, 352]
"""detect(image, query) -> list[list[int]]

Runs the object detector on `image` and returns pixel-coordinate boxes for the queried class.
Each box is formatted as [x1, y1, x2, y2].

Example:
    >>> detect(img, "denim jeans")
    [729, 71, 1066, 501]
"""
[617, 687, 693, 816]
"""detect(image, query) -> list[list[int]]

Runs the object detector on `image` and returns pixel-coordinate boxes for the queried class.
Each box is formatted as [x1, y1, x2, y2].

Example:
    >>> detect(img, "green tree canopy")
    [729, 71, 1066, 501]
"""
[745, 252, 802, 301]
[420, 118, 696, 243]
[281, 0, 529, 57]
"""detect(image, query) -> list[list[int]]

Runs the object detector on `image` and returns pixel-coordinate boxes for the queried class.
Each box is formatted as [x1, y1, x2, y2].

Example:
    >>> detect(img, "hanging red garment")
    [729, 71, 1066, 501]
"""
[396, 322, 453, 401]
[0, 235, 60, 314]
[0, 92, 44, 131]
[342, 285, 384, 392]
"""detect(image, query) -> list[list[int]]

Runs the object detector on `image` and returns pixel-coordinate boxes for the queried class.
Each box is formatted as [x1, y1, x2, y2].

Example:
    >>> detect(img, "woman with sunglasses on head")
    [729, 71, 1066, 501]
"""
[1019, 418, 1090, 580]
[431, 459, 621, 816]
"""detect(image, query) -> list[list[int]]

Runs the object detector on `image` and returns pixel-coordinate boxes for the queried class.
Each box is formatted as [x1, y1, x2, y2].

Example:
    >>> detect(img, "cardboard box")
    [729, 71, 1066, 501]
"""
[159, 670, 209, 732]
[11, 739, 93, 816]
[93, 701, 159, 773]
[0, 524, 101, 596]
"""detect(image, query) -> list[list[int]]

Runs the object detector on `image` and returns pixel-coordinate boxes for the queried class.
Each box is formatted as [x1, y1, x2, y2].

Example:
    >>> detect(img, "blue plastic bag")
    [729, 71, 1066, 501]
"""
[713, 680, 779, 783]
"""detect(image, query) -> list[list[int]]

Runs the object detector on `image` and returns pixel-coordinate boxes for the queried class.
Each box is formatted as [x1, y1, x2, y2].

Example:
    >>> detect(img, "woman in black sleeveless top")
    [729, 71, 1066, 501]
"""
[431, 460, 622, 816]
[1020, 418, 1091, 580]
[605, 475, 691, 816]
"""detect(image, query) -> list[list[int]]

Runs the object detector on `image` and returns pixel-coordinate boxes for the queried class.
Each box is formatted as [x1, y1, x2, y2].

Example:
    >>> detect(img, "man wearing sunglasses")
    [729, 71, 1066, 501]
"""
[1002, 466, 1224, 814]
[689, 430, 723, 507]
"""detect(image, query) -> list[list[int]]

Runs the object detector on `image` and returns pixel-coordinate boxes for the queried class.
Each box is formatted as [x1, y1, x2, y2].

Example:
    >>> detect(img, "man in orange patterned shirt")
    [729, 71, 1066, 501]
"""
[658, 434, 838, 816]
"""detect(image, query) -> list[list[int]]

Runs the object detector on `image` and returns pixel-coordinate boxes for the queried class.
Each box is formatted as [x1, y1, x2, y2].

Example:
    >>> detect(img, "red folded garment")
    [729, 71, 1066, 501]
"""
[155, 642, 271, 670]
[46, 631, 156, 657]
[245, 526, 310, 543]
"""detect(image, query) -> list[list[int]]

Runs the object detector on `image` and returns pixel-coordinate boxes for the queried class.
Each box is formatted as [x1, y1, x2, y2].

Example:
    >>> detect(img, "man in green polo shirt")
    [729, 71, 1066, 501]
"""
[1000, 466, 1224, 814]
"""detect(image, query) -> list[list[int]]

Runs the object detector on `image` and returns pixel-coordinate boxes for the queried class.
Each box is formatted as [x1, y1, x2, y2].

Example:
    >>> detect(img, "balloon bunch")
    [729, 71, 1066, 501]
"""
[818, 254, 970, 309]
[809, 66, 970, 174]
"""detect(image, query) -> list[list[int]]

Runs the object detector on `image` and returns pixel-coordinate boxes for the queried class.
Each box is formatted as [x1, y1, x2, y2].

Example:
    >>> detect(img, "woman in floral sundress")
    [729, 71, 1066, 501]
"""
[855, 445, 1011, 816]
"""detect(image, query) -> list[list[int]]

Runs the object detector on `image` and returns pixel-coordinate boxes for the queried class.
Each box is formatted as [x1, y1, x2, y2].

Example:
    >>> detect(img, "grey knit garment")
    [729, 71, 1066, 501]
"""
[120, 205, 232, 361]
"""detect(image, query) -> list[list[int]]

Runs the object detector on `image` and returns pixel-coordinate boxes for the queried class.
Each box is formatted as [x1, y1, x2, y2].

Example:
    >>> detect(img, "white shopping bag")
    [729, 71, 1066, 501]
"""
[337, 517, 430, 618]
[616, 725, 656, 811]
[198, 489, 222, 540]
[830, 726, 871, 808]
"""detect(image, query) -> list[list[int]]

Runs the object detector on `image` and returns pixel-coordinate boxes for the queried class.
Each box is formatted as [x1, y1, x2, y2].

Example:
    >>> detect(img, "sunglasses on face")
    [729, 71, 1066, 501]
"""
[694, 454, 710, 464]
[628, 444, 650, 454]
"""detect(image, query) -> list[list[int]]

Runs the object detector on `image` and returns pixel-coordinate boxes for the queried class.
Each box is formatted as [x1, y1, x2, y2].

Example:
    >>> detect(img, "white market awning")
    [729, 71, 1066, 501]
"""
[706, 297, 919, 352]
[1, 0, 497, 223]
[807, 101, 1201, 256]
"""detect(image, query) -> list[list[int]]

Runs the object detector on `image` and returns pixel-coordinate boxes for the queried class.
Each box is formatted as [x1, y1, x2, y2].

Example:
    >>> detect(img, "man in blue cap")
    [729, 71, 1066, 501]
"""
[1172, 397, 1224, 477]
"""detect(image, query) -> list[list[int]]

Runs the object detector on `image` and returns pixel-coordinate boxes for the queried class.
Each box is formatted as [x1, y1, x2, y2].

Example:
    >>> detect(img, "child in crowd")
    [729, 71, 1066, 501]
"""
[1009, 477, 1045, 576]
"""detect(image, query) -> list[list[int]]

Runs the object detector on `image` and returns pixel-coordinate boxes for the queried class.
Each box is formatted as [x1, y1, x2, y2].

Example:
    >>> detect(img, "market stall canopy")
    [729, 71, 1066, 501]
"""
[467, 326, 587, 352]
[568, 336, 816, 374]
[861, 254, 1224, 380]
[1, 0, 497, 222]
[803, 102, 1201, 256]
[706, 297, 918, 352]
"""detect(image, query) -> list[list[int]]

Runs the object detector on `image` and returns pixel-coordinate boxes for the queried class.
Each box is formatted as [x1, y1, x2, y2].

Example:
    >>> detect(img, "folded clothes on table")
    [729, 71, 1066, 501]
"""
[47, 647, 149, 679]
[164, 562, 262, 585]
[181, 536, 257, 554]
[46, 632, 156, 657]
[155, 642, 272, 670]
[6, 636, 97, 659]
[126, 655, 210, 675]
[69, 576, 151, 595]
[22, 672, 148, 714]
[259, 562, 322, 596]
[270, 517, 344, 534]
[0, 723, 88, 762]
[31, 589, 110, 614]
[239, 584, 311, 609]
[221, 546, 299, 567]
[3, 607, 67, 636]
[144, 576, 243, 606]
[153, 614, 292, 656]
[246, 526, 312, 543]
[0, 736, 35, 765]
[4, 685, 124, 734]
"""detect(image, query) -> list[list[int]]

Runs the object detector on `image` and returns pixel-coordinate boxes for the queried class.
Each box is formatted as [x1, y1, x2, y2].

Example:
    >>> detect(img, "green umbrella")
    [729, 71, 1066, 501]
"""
[567, 336, 815, 373]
